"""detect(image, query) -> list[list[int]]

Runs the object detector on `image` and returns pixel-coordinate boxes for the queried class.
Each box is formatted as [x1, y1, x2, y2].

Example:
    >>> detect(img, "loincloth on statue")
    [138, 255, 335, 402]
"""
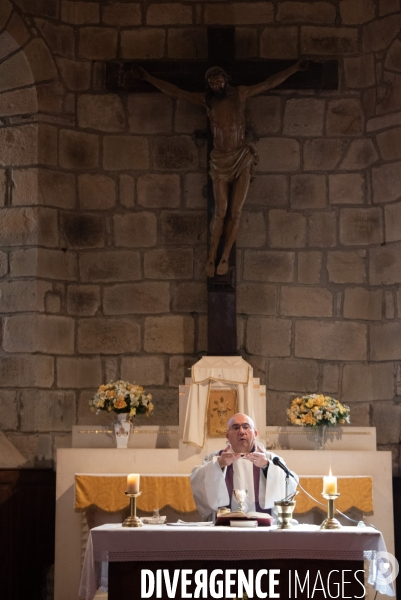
[209, 143, 259, 183]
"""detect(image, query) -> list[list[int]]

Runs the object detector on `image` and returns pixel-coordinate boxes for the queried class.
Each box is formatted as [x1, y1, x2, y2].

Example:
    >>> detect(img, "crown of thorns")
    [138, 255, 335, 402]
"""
[205, 66, 229, 81]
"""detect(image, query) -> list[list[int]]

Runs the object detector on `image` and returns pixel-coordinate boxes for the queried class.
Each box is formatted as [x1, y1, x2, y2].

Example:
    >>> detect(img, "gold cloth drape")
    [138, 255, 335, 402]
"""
[75, 474, 373, 515]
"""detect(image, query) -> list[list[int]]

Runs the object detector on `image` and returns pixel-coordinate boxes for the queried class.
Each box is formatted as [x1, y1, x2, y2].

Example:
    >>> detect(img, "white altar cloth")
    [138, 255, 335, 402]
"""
[79, 524, 394, 600]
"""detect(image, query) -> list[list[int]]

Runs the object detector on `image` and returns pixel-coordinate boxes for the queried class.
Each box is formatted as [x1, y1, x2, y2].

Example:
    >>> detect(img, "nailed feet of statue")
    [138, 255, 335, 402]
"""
[205, 257, 230, 277]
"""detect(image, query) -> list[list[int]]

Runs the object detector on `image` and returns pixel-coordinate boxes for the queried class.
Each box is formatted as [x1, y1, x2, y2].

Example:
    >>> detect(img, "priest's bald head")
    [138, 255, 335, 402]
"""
[226, 413, 258, 454]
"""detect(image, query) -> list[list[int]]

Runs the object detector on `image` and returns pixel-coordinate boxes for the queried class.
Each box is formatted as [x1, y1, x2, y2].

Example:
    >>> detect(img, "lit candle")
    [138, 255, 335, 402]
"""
[127, 473, 140, 493]
[323, 468, 337, 495]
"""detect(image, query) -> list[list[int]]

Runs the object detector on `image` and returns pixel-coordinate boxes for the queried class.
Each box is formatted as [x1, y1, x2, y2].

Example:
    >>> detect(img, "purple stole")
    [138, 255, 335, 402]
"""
[219, 449, 271, 514]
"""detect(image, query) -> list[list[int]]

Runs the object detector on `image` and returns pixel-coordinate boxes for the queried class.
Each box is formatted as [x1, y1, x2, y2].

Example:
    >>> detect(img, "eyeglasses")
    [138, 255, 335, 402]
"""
[228, 424, 253, 432]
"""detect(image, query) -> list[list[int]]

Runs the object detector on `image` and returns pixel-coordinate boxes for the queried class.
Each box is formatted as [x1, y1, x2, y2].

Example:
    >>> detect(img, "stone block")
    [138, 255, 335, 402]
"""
[103, 282, 170, 314]
[144, 249, 193, 279]
[4, 314, 75, 354]
[168, 28, 207, 59]
[38, 207, 59, 247]
[6, 432, 53, 468]
[322, 364, 339, 394]
[0, 280, 51, 312]
[0, 87, 37, 118]
[367, 111, 401, 133]
[144, 316, 194, 353]
[301, 26, 359, 55]
[344, 54, 375, 88]
[78, 318, 140, 354]
[245, 96, 281, 137]
[172, 282, 207, 313]
[243, 251, 294, 282]
[372, 403, 401, 445]
[79, 27, 117, 60]
[37, 169, 76, 210]
[59, 129, 99, 170]
[277, 1, 335, 23]
[11, 168, 37, 206]
[62, 213, 104, 249]
[372, 161, 401, 204]
[266, 391, 294, 426]
[11, 247, 77, 280]
[62, 1, 100, 24]
[380, 0, 401, 16]
[114, 212, 157, 247]
[0, 52, 34, 94]
[237, 211, 265, 248]
[329, 173, 364, 205]
[327, 251, 366, 284]
[175, 100, 207, 133]
[363, 14, 401, 52]
[385, 38, 401, 72]
[0, 390, 17, 429]
[121, 356, 165, 386]
[340, 208, 383, 246]
[35, 18, 74, 58]
[234, 28, 257, 59]
[147, 4, 192, 24]
[78, 174, 116, 210]
[24, 38, 58, 83]
[340, 0, 375, 24]
[36, 81, 65, 114]
[153, 136, 198, 171]
[342, 363, 394, 403]
[283, 98, 325, 136]
[80, 250, 141, 283]
[269, 210, 306, 248]
[0, 0, 12, 29]
[398, 288, 401, 317]
[291, 174, 326, 209]
[102, 3, 141, 25]
[370, 322, 401, 360]
[269, 359, 319, 392]
[0, 355, 54, 388]
[205, 3, 273, 24]
[184, 173, 206, 209]
[386, 291, 395, 319]
[237, 283, 277, 315]
[120, 174, 135, 208]
[20, 390, 76, 432]
[168, 356, 196, 387]
[303, 139, 348, 171]
[297, 251, 322, 284]
[376, 72, 401, 116]
[45, 292, 61, 313]
[0, 251, 7, 277]
[67, 285, 100, 316]
[343, 287, 383, 321]
[340, 139, 378, 171]
[260, 26, 298, 59]
[246, 317, 292, 357]
[309, 211, 336, 247]
[38, 123, 58, 167]
[193, 244, 208, 280]
[0, 207, 39, 246]
[57, 357, 101, 388]
[137, 174, 180, 208]
[258, 138, 300, 171]
[78, 94, 125, 132]
[103, 136, 149, 171]
[280, 286, 332, 317]
[295, 321, 367, 360]
[120, 29, 165, 59]
[0, 31, 22, 63]
[247, 175, 288, 207]
[377, 126, 401, 160]
[160, 211, 207, 245]
[128, 94, 173, 134]
[0, 124, 37, 167]
[326, 99, 363, 136]
[385, 202, 401, 242]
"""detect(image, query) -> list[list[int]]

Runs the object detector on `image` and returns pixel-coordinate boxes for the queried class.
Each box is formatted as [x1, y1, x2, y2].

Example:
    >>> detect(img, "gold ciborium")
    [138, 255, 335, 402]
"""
[122, 491, 142, 527]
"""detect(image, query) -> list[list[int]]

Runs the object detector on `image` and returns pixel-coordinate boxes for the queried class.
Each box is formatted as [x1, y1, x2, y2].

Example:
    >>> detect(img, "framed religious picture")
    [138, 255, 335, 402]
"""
[207, 389, 238, 437]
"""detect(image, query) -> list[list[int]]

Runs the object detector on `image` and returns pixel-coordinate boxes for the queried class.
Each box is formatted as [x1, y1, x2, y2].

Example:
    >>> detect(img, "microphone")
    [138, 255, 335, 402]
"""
[272, 456, 296, 479]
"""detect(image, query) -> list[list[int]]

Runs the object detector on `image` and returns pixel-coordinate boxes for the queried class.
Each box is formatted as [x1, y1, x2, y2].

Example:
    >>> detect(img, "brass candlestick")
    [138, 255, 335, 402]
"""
[320, 493, 341, 530]
[122, 491, 142, 527]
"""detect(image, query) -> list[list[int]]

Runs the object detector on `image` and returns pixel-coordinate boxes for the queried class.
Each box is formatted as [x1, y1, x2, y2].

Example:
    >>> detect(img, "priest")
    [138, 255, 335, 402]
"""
[190, 413, 297, 521]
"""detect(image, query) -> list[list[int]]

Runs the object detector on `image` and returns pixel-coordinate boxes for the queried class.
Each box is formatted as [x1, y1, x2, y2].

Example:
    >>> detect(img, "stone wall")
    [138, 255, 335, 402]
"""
[0, 0, 400, 470]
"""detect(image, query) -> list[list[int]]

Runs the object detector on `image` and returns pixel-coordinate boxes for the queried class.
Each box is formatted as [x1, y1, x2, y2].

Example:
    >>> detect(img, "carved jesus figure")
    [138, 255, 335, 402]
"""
[133, 61, 306, 277]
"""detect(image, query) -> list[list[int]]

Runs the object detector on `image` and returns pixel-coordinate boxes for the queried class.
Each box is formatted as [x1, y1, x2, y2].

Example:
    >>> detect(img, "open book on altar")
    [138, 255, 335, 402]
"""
[215, 508, 273, 527]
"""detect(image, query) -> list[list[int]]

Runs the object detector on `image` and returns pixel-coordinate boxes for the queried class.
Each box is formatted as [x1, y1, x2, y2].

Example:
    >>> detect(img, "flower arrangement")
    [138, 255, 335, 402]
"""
[287, 394, 350, 427]
[89, 380, 153, 418]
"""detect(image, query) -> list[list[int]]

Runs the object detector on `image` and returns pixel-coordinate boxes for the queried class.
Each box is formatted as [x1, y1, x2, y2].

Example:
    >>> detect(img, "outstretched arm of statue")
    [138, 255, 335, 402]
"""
[131, 65, 205, 107]
[241, 59, 308, 99]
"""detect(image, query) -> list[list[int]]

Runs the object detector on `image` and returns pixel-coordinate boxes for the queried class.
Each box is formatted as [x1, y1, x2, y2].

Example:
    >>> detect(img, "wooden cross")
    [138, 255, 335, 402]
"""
[106, 28, 338, 357]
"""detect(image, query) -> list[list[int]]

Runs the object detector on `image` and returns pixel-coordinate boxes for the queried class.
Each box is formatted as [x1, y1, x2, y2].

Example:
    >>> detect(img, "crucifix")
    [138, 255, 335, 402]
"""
[106, 28, 338, 357]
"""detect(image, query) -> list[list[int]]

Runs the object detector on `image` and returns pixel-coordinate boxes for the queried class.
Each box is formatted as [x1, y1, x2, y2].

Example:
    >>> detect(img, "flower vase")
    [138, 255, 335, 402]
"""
[113, 413, 131, 448]
[314, 425, 327, 450]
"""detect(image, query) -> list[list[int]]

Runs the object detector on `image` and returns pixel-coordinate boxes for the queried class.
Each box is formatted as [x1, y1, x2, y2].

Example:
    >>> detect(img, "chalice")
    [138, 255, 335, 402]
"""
[233, 489, 248, 513]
